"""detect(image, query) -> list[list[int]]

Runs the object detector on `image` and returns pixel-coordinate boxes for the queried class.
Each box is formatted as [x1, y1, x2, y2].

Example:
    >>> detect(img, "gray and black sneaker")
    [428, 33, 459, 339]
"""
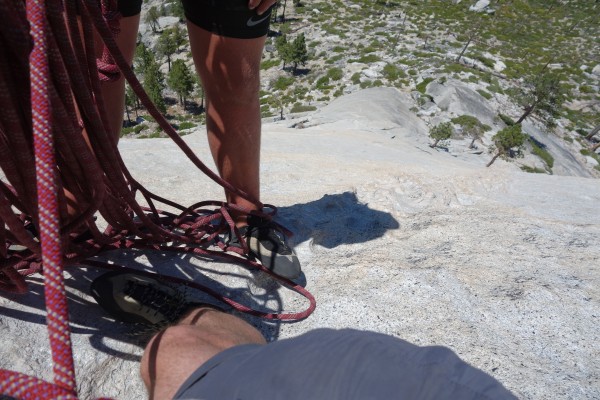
[90, 271, 221, 329]
[229, 215, 301, 280]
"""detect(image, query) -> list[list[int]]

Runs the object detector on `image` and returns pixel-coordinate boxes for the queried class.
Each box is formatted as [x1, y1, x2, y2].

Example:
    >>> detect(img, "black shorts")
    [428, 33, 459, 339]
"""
[117, 0, 271, 39]
[173, 328, 517, 400]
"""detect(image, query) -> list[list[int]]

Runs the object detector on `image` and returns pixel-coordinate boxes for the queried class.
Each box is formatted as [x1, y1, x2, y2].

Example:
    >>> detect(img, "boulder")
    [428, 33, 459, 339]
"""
[310, 87, 428, 136]
[469, 0, 490, 12]
[426, 80, 497, 127]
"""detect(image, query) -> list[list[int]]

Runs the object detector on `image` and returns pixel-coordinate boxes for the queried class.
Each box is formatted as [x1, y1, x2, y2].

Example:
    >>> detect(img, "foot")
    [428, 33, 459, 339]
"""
[90, 271, 221, 329]
[229, 215, 301, 280]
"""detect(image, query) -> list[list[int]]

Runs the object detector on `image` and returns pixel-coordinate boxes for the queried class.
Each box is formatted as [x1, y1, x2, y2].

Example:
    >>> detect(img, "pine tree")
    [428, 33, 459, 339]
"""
[276, 35, 292, 70]
[143, 54, 166, 113]
[290, 33, 308, 73]
[145, 6, 160, 33]
[124, 84, 139, 123]
[168, 59, 194, 110]
[156, 29, 178, 71]
[171, 24, 187, 48]
[515, 71, 565, 129]
[134, 42, 153, 76]
[193, 74, 205, 113]
[451, 115, 491, 149]
[169, 1, 185, 20]
[428, 122, 453, 148]
[487, 124, 526, 167]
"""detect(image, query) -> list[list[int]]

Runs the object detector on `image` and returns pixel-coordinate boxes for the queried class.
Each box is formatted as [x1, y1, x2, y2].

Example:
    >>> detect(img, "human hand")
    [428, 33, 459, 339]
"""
[248, 0, 277, 16]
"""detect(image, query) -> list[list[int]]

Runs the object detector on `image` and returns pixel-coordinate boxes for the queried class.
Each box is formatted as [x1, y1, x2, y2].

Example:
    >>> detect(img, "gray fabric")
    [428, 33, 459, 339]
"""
[174, 328, 517, 400]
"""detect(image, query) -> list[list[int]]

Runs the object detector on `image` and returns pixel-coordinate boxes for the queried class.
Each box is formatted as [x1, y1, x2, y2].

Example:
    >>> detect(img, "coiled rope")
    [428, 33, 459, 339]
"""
[0, 0, 315, 398]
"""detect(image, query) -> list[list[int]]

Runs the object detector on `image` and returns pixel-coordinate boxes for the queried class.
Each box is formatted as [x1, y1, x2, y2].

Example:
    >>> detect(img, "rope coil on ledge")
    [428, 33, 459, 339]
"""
[0, 0, 315, 398]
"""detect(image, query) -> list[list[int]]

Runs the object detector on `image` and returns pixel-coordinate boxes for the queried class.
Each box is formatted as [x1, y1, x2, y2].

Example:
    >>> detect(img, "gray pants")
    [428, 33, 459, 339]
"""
[174, 328, 516, 400]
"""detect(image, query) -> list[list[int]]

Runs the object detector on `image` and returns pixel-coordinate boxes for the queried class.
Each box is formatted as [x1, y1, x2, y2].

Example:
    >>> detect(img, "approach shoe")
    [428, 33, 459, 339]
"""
[231, 215, 301, 280]
[90, 271, 218, 328]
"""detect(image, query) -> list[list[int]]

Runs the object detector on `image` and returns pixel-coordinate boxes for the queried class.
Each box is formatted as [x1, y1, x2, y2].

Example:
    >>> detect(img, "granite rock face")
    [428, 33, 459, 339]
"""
[1, 88, 599, 400]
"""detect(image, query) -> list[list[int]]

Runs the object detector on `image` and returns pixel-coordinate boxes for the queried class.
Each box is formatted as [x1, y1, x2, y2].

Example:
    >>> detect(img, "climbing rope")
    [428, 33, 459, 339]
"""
[0, 0, 315, 398]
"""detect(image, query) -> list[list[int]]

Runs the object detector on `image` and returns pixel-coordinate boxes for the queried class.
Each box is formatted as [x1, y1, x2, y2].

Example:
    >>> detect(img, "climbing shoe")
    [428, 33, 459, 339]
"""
[229, 215, 301, 280]
[90, 271, 221, 328]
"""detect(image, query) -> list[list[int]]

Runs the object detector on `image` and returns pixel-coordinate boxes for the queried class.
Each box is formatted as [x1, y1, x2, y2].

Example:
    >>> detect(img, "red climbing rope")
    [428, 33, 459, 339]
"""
[28, 0, 77, 394]
[0, 0, 316, 398]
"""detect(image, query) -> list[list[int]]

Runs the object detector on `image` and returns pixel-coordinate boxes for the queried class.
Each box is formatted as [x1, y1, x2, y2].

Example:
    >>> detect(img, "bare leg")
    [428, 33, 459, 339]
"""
[140, 307, 266, 400]
[64, 15, 140, 219]
[186, 23, 266, 225]
[97, 14, 140, 142]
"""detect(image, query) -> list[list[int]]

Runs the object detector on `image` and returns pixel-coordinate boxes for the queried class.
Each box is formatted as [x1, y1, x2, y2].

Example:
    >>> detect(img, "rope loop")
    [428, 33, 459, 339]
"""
[1, 0, 316, 397]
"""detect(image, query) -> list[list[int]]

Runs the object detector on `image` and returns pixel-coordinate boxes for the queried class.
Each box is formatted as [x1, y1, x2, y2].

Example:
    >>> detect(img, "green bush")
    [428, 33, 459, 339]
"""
[178, 121, 196, 130]
[261, 58, 280, 70]
[325, 54, 344, 64]
[382, 65, 399, 80]
[316, 75, 331, 90]
[327, 67, 344, 81]
[349, 54, 381, 63]
[120, 123, 148, 137]
[528, 138, 554, 168]
[134, 124, 147, 133]
[474, 55, 495, 69]
[487, 80, 504, 94]
[416, 77, 434, 94]
[120, 126, 135, 136]
[351, 72, 361, 85]
[498, 113, 516, 126]
[273, 76, 295, 90]
[290, 104, 317, 113]
[477, 89, 493, 100]
[520, 166, 548, 174]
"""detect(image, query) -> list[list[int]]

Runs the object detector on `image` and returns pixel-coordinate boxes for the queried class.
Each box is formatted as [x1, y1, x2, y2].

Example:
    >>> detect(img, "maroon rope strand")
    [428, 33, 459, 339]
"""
[1, 0, 316, 397]
[27, 0, 77, 394]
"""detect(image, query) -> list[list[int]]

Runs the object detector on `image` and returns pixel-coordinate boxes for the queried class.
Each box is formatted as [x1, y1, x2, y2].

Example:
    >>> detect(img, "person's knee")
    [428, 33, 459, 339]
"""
[140, 325, 216, 388]
[204, 65, 261, 106]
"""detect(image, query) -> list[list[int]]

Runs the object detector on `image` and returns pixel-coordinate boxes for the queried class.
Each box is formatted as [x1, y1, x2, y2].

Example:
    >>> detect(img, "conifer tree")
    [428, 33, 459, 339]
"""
[487, 124, 526, 167]
[143, 54, 166, 113]
[276, 35, 292, 70]
[193, 74, 205, 112]
[145, 6, 160, 33]
[168, 59, 194, 109]
[124, 84, 139, 123]
[515, 71, 565, 129]
[134, 42, 153, 76]
[451, 115, 491, 149]
[290, 33, 308, 73]
[428, 122, 453, 148]
[156, 29, 178, 71]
